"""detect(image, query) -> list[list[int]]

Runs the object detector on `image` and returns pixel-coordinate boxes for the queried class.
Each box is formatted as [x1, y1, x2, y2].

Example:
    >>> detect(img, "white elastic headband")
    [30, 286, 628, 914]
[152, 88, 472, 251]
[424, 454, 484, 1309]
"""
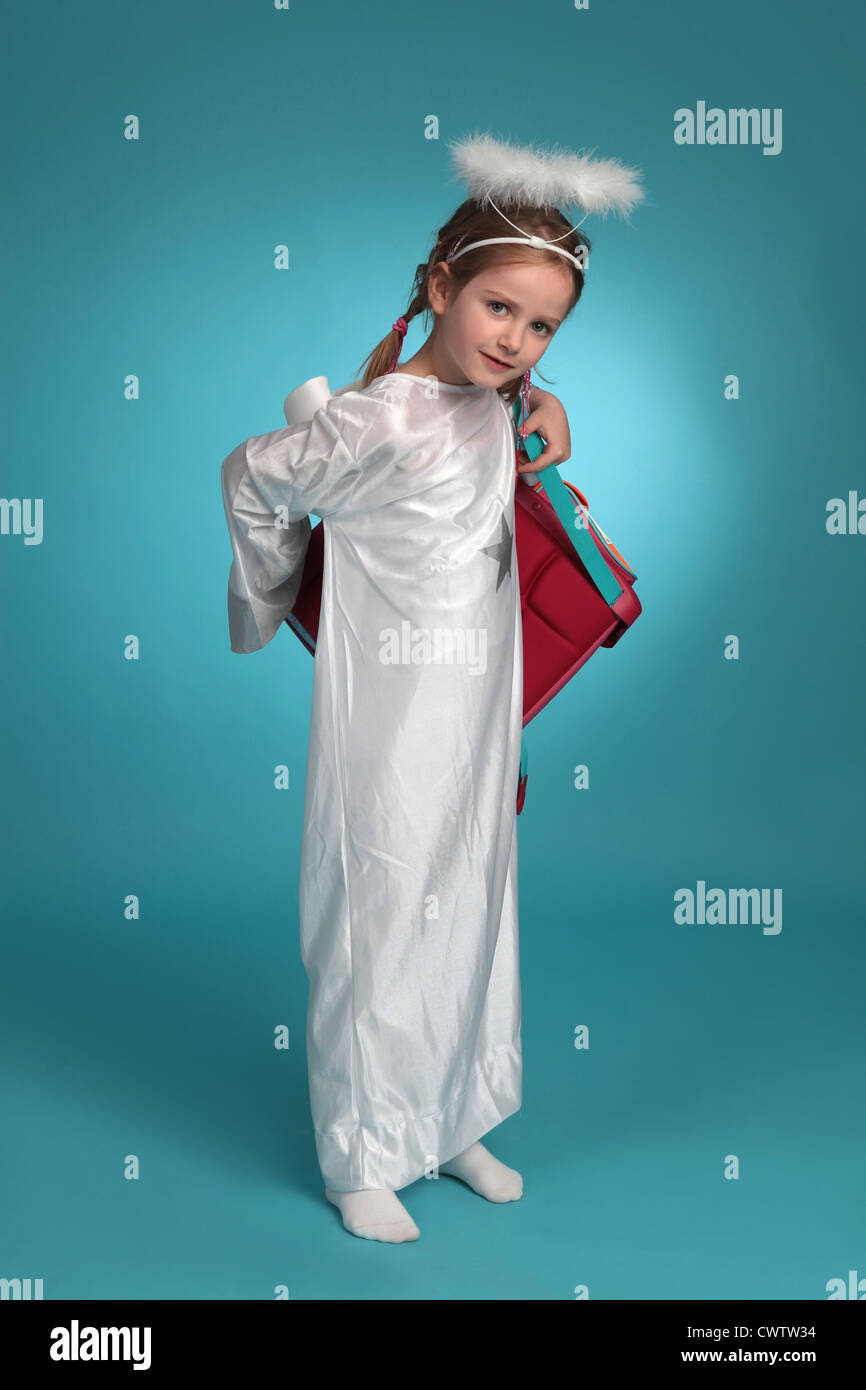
[446, 197, 590, 273]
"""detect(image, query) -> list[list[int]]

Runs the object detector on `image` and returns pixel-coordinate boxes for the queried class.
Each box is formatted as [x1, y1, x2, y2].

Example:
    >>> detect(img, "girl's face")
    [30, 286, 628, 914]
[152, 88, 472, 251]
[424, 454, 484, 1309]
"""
[429, 258, 575, 388]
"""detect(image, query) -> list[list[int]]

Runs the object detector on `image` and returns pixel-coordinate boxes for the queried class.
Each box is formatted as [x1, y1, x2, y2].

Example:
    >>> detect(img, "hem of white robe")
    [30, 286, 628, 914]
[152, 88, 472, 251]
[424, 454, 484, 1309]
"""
[313, 1038, 522, 1194]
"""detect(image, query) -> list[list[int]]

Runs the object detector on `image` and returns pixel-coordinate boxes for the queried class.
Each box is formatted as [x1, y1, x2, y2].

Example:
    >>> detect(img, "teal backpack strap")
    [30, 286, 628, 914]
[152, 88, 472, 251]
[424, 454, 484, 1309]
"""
[511, 398, 624, 608]
[516, 728, 529, 813]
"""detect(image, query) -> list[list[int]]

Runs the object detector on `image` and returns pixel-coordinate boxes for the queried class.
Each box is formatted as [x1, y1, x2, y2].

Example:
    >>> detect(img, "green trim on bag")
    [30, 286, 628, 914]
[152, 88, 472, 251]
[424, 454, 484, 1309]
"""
[511, 399, 624, 607]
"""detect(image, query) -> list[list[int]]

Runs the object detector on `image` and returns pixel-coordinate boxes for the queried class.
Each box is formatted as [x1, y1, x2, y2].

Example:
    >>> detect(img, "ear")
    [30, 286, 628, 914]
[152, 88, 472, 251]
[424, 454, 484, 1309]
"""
[427, 262, 453, 314]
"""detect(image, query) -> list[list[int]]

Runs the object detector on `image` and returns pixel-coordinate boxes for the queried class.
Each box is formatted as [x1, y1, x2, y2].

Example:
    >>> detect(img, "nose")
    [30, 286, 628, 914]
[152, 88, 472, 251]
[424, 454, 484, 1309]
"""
[497, 321, 525, 350]
[496, 338, 520, 360]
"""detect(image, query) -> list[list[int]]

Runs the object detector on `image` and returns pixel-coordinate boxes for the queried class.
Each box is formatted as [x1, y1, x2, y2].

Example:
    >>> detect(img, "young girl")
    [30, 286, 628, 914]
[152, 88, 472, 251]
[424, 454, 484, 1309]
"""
[221, 134, 643, 1244]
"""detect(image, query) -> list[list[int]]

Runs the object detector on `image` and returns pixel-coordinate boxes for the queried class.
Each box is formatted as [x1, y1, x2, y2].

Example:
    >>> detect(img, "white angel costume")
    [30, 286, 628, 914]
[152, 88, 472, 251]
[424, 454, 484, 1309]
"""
[221, 372, 523, 1192]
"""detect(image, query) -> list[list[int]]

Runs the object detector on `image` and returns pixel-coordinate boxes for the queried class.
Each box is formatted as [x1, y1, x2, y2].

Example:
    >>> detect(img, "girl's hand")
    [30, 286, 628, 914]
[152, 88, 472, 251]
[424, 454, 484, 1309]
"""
[516, 387, 571, 474]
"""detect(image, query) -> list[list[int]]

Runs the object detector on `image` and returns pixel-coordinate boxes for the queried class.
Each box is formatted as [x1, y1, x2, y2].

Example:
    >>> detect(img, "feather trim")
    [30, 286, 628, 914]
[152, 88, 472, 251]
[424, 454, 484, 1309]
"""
[447, 130, 645, 220]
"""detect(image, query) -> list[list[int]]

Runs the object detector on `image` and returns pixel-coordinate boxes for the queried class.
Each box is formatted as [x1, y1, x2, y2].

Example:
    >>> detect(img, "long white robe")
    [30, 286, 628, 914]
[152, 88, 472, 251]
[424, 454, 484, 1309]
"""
[221, 372, 523, 1192]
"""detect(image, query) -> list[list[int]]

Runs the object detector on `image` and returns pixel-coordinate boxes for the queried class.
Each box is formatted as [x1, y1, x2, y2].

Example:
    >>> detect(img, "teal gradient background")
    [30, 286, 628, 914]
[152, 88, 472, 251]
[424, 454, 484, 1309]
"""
[2, 0, 864, 1300]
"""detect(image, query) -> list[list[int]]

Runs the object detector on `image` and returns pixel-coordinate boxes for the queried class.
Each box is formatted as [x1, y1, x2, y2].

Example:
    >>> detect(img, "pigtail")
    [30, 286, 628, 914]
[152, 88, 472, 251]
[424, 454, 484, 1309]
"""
[355, 245, 444, 388]
[355, 308, 418, 387]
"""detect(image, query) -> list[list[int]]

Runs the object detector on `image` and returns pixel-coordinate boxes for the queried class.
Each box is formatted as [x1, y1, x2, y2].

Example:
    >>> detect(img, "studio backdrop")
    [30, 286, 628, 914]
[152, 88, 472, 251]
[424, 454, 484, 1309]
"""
[2, 0, 863, 1301]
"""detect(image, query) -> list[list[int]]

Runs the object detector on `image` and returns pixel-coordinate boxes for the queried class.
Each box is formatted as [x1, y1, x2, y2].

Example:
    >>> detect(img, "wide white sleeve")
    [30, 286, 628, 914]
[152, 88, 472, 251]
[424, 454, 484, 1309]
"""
[220, 395, 373, 654]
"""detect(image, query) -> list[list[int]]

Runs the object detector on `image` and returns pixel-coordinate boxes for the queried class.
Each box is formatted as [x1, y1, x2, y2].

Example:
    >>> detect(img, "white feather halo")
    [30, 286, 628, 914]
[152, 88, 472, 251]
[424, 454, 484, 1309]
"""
[447, 130, 645, 221]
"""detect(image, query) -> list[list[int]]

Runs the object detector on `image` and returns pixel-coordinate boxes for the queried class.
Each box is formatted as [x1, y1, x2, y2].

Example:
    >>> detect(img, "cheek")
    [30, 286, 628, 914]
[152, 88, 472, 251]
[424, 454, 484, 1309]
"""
[463, 303, 486, 337]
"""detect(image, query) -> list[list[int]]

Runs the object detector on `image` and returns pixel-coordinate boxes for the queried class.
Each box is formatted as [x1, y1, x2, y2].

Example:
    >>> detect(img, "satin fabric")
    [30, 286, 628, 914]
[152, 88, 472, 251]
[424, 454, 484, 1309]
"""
[221, 373, 523, 1192]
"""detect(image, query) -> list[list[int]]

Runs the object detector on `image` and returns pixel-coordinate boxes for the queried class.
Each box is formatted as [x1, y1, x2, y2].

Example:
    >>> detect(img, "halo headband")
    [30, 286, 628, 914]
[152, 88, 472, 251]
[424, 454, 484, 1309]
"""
[445, 131, 646, 277]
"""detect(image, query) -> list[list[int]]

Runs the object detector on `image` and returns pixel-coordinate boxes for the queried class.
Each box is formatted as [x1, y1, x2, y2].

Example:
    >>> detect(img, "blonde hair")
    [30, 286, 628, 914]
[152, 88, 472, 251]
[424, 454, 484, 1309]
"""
[356, 198, 590, 406]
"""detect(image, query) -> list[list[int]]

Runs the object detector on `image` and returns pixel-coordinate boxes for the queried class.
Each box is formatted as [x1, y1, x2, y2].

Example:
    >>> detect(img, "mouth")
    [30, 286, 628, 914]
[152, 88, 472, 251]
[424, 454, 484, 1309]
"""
[480, 350, 515, 372]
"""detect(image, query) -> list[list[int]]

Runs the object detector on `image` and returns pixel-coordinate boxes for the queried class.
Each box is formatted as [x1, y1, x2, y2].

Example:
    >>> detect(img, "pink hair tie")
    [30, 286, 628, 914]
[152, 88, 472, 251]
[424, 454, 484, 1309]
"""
[385, 316, 409, 374]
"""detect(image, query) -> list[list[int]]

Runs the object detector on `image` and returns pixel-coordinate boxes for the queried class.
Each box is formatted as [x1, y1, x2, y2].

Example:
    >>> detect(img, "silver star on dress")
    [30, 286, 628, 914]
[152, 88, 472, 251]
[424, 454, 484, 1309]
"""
[480, 515, 513, 591]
